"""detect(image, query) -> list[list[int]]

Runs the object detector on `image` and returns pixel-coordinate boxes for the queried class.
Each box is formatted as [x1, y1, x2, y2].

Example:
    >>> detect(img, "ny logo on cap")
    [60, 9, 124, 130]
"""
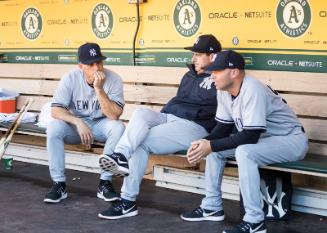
[210, 53, 217, 62]
[229, 62, 234, 66]
[90, 48, 97, 57]
[209, 47, 213, 51]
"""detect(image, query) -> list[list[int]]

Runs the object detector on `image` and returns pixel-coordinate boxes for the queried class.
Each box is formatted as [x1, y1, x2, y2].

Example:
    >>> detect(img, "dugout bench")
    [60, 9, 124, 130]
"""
[0, 63, 326, 177]
[0, 64, 326, 212]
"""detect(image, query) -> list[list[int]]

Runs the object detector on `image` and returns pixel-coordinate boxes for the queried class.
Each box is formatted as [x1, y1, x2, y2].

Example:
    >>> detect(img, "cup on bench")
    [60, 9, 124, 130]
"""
[2, 155, 13, 170]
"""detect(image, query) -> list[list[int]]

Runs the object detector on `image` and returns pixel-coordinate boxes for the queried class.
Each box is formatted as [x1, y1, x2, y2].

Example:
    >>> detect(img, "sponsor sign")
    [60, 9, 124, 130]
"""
[173, 0, 201, 37]
[0, 0, 325, 72]
[276, 0, 311, 38]
[92, 3, 113, 39]
[21, 7, 42, 40]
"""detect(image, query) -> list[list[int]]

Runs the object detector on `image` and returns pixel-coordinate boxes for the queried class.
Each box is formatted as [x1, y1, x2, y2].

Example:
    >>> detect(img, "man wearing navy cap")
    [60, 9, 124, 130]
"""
[97, 34, 221, 219]
[44, 42, 125, 203]
[181, 50, 308, 233]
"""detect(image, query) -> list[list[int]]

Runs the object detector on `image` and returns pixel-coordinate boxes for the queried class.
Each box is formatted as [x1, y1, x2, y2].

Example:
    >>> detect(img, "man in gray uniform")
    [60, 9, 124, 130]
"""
[181, 50, 308, 233]
[44, 43, 125, 203]
[97, 35, 221, 219]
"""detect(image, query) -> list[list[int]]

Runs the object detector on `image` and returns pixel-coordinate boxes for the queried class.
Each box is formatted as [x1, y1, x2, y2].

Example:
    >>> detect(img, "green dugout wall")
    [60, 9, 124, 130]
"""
[0, 0, 326, 72]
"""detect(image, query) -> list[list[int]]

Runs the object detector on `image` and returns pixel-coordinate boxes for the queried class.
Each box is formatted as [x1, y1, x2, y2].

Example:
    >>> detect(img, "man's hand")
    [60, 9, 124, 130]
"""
[75, 119, 93, 147]
[93, 71, 105, 91]
[187, 139, 212, 164]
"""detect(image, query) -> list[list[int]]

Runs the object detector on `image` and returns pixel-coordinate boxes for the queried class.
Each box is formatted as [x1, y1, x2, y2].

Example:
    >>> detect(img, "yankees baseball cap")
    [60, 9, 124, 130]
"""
[206, 50, 245, 71]
[78, 42, 107, 65]
[184, 34, 221, 53]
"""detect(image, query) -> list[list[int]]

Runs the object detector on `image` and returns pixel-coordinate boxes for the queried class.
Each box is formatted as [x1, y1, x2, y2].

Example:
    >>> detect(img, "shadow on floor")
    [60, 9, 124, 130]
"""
[0, 162, 325, 233]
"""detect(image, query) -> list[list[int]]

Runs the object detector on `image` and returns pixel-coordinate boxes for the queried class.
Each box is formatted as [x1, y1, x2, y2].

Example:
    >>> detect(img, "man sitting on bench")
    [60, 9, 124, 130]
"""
[44, 43, 125, 203]
[181, 50, 309, 233]
[97, 34, 221, 219]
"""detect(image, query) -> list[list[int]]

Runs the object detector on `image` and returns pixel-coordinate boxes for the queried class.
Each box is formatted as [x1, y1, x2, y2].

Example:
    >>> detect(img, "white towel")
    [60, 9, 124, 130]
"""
[0, 112, 37, 123]
[35, 102, 54, 128]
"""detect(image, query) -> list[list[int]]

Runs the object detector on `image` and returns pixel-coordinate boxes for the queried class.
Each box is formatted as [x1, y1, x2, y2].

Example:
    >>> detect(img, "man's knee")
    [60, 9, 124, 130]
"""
[111, 120, 125, 136]
[46, 119, 68, 138]
[235, 145, 253, 164]
[103, 120, 125, 138]
[131, 107, 155, 122]
[206, 152, 219, 163]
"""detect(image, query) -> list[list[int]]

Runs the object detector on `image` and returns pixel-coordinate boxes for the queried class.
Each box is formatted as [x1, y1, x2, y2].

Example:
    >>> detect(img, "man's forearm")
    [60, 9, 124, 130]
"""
[210, 129, 262, 152]
[204, 122, 234, 140]
[51, 107, 81, 125]
[95, 89, 123, 120]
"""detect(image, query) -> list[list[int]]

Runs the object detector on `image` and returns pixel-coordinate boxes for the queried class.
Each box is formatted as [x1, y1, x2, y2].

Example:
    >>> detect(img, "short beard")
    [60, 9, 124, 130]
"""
[219, 80, 234, 91]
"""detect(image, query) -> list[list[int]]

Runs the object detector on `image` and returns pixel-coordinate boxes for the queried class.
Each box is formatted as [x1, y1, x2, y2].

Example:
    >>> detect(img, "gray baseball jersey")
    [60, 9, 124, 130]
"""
[52, 68, 124, 120]
[215, 76, 302, 136]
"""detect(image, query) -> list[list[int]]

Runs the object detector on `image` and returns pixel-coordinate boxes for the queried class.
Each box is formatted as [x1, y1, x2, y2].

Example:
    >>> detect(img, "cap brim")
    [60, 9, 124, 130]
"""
[205, 63, 225, 72]
[81, 56, 107, 65]
[184, 46, 208, 53]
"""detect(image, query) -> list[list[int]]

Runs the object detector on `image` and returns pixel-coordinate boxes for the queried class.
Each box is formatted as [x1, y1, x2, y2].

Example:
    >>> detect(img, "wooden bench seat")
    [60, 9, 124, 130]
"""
[226, 155, 327, 178]
[272, 155, 327, 174]
[2, 116, 327, 178]
[1, 119, 326, 177]
[0, 63, 326, 179]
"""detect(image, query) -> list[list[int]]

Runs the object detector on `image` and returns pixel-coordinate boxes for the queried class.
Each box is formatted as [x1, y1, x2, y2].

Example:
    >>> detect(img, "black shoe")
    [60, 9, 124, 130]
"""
[99, 153, 129, 176]
[97, 180, 120, 202]
[98, 198, 138, 220]
[43, 182, 68, 203]
[180, 206, 225, 221]
[223, 221, 267, 233]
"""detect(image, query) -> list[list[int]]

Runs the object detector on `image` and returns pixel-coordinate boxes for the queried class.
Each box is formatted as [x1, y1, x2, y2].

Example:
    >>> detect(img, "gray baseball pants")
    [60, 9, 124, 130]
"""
[47, 118, 125, 182]
[200, 127, 308, 223]
[113, 107, 208, 201]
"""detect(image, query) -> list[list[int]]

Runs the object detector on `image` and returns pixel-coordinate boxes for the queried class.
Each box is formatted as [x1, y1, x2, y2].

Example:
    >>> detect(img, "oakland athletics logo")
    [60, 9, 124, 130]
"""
[92, 3, 113, 39]
[173, 0, 201, 37]
[21, 8, 42, 40]
[276, 0, 311, 38]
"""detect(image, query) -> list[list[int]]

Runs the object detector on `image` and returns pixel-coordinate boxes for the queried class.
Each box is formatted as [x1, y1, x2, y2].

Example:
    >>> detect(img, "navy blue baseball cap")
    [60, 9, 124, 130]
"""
[206, 50, 245, 71]
[184, 34, 221, 53]
[78, 42, 106, 64]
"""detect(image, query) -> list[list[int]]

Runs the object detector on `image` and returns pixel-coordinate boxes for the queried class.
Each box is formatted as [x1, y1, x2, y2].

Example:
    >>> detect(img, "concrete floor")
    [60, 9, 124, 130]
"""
[0, 161, 326, 233]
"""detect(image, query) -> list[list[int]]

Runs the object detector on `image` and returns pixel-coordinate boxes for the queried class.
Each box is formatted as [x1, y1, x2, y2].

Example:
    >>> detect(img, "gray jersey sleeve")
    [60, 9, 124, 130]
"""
[106, 70, 124, 109]
[215, 91, 234, 124]
[241, 85, 267, 130]
[51, 73, 73, 109]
